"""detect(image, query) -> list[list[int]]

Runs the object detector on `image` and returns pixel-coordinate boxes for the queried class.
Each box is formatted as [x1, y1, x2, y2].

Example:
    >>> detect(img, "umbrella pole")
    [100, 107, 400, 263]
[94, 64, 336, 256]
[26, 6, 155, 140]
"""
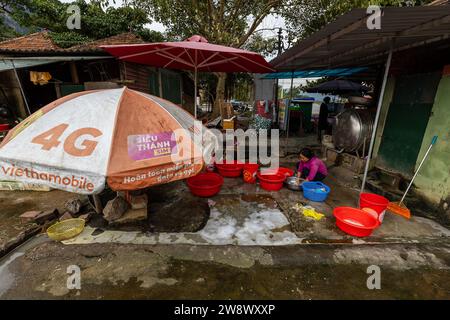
[194, 66, 198, 119]
[93, 194, 103, 214]
[360, 47, 393, 193]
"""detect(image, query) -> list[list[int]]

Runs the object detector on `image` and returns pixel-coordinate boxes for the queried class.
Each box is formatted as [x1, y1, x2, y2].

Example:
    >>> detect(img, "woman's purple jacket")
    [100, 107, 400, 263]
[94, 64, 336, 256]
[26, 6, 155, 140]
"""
[297, 156, 328, 181]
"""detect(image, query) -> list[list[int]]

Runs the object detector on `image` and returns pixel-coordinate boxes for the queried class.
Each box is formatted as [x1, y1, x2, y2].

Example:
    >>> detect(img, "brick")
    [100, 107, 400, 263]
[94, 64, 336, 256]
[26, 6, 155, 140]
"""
[129, 194, 148, 210]
[79, 213, 92, 222]
[109, 208, 147, 226]
[19, 211, 42, 222]
[34, 209, 59, 225]
[59, 212, 73, 221]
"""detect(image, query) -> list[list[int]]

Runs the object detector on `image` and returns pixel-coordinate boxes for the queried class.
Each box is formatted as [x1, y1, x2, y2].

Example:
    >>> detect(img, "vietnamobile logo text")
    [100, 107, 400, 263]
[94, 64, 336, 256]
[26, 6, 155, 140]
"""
[0, 164, 95, 192]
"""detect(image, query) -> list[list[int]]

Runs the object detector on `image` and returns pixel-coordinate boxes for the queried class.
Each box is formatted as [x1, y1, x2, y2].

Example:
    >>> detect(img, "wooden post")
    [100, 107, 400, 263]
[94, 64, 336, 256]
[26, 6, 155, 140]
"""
[55, 83, 62, 99]
[69, 61, 79, 84]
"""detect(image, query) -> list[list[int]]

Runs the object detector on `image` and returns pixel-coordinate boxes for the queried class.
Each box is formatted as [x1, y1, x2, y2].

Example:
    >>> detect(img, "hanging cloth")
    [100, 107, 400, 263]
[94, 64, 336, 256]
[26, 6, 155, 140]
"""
[30, 71, 52, 85]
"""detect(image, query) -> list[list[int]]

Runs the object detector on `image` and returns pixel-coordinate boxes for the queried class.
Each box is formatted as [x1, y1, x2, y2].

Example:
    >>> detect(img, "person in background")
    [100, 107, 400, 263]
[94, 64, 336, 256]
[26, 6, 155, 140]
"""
[318, 96, 330, 142]
[296, 147, 328, 181]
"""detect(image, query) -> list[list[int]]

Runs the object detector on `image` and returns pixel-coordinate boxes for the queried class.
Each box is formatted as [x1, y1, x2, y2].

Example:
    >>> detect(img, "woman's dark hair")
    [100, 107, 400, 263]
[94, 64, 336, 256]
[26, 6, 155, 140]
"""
[299, 147, 314, 160]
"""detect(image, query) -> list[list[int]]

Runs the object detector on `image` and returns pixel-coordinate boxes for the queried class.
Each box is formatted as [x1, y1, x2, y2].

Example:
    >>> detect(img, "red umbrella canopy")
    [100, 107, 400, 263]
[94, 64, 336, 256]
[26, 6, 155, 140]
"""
[101, 35, 274, 73]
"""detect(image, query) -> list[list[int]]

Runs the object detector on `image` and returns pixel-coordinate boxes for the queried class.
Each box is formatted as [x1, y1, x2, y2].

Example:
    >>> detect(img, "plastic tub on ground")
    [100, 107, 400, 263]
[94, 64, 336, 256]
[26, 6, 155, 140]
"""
[359, 193, 389, 223]
[260, 167, 294, 178]
[302, 181, 330, 202]
[243, 163, 259, 183]
[187, 172, 224, 197]
[215, 161, 244, 178]
[333, 207, 379, 237]
[257, 172, 286, 191]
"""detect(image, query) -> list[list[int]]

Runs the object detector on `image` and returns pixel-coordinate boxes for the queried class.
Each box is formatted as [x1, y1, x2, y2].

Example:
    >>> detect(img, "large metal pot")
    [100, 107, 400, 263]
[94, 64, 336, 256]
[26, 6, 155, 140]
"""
[348, 96, 373, 106]
[333, 108, 374, 153]
[285, 176, 303, 191]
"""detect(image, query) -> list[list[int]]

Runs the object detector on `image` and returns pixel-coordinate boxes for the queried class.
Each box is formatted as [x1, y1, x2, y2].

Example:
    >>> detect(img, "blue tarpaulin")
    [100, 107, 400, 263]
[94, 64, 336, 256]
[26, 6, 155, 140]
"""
[262, 67, 368, 79]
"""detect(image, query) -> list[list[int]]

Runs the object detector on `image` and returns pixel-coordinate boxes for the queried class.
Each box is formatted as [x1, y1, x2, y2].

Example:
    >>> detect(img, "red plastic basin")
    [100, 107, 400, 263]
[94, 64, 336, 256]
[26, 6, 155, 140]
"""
[260, 167, 294, 177]
[215, 161, 244, 178]
[243, 163, 259, 184]
[257, 172, 286, 191]
[0, 123, 10, 131]
[333, 207, 379, 237]
[277, 167, 295, 177]
[187, 172, 224, 197]
[359, 193, 389, 223]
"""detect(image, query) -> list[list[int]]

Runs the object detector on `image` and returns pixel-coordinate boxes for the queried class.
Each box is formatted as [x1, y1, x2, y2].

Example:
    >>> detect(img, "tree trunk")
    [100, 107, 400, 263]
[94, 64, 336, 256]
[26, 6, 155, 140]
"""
[212, 72, 227, 118]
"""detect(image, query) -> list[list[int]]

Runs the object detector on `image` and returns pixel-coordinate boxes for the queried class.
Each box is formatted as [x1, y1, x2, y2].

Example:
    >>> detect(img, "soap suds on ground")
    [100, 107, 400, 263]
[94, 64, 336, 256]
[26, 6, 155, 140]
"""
[64, 205, 303, 246]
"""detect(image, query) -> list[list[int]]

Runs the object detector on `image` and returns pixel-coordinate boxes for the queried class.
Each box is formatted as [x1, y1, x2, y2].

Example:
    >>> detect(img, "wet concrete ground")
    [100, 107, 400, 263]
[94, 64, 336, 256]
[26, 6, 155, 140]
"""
[64, 163, 448, 247]
[1, 240, 450, 299]
[1, 137, 450, 299]
[0, 189, 83, 255]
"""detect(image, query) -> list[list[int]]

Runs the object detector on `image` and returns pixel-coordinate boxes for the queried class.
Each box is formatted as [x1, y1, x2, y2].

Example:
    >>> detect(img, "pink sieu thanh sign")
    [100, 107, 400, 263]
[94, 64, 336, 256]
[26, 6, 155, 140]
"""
[128, 132, 178, 161]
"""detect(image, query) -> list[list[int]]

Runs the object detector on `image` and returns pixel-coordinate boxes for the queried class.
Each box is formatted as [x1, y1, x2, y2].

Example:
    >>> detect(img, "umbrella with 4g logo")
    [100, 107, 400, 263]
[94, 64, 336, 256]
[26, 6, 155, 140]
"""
[0, 87, 214, 196]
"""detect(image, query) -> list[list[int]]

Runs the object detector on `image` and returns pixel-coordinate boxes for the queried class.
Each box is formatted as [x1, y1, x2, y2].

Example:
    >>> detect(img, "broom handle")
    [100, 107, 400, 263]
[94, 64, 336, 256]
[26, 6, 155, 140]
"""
[400, 136, 438, 204]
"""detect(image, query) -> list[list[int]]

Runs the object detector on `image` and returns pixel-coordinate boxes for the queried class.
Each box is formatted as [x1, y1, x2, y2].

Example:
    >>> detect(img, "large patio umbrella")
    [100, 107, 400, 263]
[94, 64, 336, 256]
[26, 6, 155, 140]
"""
[0, 87, 213, 195]
[306, 79, 369, 94]
[101, 35, 274, 118]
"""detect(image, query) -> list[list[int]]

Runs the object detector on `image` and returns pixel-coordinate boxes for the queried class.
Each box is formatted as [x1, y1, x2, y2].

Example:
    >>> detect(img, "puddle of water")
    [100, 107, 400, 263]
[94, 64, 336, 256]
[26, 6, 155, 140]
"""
[0, 252, 24, 296]
[0, 234, 50, 297]
[50, 259, 450, 299]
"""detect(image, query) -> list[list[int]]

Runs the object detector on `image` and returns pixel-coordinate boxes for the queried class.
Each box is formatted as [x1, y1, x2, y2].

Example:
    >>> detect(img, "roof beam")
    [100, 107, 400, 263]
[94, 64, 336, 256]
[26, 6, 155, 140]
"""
[273, 7, 450, 71]
[290, 13, 450, 70]
[274, 13, 368, 67]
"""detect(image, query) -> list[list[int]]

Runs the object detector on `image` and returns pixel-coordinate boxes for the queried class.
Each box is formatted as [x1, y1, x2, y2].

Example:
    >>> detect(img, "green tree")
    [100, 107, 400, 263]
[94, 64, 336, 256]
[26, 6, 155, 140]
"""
[131, 0, 283, 117]
[243, 33, 279, 58]
[0, 0, 31, 39]
[11, 0, 163, 47]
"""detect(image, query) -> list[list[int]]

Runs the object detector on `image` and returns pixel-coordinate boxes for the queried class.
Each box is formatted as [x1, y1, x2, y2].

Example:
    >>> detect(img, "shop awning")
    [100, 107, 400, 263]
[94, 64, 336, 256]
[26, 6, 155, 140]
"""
[0, 56, 112, 72]
[262, 67, 368, 79]
[271, 6, 450, 70]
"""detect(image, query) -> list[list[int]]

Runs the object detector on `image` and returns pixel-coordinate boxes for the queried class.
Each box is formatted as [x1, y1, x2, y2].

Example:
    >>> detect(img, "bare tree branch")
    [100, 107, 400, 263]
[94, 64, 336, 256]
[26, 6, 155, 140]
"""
[237, 0, 281, 47]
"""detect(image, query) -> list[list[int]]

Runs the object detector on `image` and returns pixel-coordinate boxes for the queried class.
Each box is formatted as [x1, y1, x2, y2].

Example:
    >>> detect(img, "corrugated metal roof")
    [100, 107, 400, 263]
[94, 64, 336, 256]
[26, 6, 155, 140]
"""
[0, 56, 111, 72]
[272, 6, 450, 70]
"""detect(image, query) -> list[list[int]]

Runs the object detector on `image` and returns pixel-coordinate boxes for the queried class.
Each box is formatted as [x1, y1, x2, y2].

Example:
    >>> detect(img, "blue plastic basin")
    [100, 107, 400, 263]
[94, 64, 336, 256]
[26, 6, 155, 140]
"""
[302, 181, 330, 202]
